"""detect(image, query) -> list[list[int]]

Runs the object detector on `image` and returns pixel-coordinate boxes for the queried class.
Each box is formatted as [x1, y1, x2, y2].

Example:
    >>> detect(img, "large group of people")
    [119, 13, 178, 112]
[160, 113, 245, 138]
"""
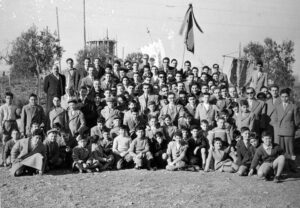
[0, 54, 299, 183]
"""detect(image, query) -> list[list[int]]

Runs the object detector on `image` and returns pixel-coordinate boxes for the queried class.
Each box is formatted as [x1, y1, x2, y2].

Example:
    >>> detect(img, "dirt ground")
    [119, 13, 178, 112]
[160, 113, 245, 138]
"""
[0, 158, 300, 208]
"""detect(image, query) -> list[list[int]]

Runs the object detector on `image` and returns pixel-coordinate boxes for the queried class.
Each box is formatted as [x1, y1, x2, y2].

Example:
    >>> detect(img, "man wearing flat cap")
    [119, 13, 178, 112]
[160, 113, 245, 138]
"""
[100, 97, 121, 129]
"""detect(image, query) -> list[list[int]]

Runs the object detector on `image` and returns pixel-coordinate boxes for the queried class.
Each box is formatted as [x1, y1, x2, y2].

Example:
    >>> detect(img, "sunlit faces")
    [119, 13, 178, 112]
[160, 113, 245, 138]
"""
[11, 129, 20, 141]
[143, 85, 150, 94]
[188, 96, 196, 105]
[214, 140, 222, 150]
[177, 82, 184, 92]
[262, 135, 272, 147]
[67, 59, 73, 69]
[270, 87, 279, 98]
[250, 137, 259, 148]
[79, 88, 88, 98]
[5, 95, 13, 105]
[191, 84, 199, 94]
[48, 132, 57, 142]
[246, 89, 255, 99]
[280, 92, 289, 103]
[200, 122, 208, 131]
[167, 94, 175, 104]
[52, 97, 61, 107]
[113, 62, 120, 71]
[213, 88, 221, 99]
[78, 139, 87, 148]
[164, 116, 171, 126]
[191, 128, 198, 138]
[68, 102, 77, 111]
[229, 86, 238, 98]
[201, 94, 210, 103]
[136, 129, 145, 138]
[84, 59, 90, 67]
[216, 118, 225, 129]
[104, 89, 111, 98]
[93, 80, 101, 92]
[160, 86, 169, 96]
[201, 85, 209, 94]
[31, 135, 42, 147]
[105, 73, 112, 81]
[241, 130, 250, 140]
[175, 73, 183, 82]
[221, 88, 228, 98]
[171, 59, 178, 68]
[52, 65, 59, 74]
[240, 104, 248, 113]
[149, 117, 157, 127]
[29, 96, 37, 106]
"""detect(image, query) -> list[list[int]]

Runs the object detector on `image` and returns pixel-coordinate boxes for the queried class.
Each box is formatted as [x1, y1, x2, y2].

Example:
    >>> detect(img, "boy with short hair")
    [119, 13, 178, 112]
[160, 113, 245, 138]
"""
[249, 132, 285, 183]
[208, 117, 231, 147]
[236, 127, 256, 176]
[149, 132, 168, 169]
[72, 137, 92, 173]
[3, 129, 20, 167]
[58, 131, 76, 169]
[187, 126, 207, 169]
[129, 127, 153, 170]
[44, 129, 63, 171]
[165, 131, 188, 171]
[89, 135, 114, 171]
[112, 125, 133, 169]
[110, 116, 122, 139]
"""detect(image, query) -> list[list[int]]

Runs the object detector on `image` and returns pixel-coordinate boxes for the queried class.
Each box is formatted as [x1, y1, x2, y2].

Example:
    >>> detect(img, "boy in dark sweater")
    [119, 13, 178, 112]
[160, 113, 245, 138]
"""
[236, 127, 256, 176]
[187, 125, 207, 169]
[249, 131, 285, 183]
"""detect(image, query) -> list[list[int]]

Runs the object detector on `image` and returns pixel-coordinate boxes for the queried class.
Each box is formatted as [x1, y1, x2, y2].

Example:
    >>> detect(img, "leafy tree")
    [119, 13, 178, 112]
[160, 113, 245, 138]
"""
[8, 25, 63, 102]
[75, 46, 107, 70]
[243, 38, 295, 87]
[125, 52, 143, 63]
[9, 25, 63, 76]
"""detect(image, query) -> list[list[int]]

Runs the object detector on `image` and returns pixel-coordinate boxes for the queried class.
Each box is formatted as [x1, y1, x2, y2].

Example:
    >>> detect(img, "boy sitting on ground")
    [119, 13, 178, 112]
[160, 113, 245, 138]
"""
[129, 126, 153, 170]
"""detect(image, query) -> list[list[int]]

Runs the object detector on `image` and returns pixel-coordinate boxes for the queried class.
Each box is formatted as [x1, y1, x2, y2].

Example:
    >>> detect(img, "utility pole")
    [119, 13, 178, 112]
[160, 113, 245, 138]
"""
[56, 7, 62, 72]
[83, 0, 86, 49]
[122, 47, 125, 60]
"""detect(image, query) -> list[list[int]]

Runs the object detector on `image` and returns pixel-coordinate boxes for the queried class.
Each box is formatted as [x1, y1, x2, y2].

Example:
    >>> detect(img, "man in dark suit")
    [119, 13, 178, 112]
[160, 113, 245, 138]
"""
[43, 64, 66, 113]
[275, 88, 300, 171]
[212, 64, 228, 86]
[265, 85, 281, 143]
[245, 87, 266, 135]
[21, 94, 45, 137]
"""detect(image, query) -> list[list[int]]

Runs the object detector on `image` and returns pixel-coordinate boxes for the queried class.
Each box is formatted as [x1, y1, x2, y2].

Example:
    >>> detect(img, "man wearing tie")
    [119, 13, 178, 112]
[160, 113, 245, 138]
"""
[265, 85, 281, 143]
[245, 61, 268, 93]
[275, 88, 300, 172]
[138, 83, 159, 115]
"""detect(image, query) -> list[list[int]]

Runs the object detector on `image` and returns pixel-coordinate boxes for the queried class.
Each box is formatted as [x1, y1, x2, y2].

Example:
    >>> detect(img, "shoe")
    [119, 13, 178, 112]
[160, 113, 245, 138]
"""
[274, 176, 281, 183]
[134, 166, 141, 170]
[86, 169, 92, 173]
[78, 169, 84, 174]
[95, 168, 100, 172]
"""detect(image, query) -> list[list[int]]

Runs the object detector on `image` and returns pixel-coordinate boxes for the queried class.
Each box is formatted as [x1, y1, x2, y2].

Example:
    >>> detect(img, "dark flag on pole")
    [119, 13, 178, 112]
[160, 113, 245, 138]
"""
[179, 4, 203, 53]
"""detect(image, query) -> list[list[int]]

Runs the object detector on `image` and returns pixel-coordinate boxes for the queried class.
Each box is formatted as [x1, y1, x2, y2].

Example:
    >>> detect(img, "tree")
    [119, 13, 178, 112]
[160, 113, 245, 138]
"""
[75, 46, 107, 70]
[125, 52, 143, 63]
[243, 38, 295, 87]
[8, 25, 63, 102]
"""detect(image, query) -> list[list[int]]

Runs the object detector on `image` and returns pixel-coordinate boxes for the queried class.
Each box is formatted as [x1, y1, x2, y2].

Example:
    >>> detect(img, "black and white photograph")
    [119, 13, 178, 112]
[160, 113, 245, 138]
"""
[0, 0, 300, 207]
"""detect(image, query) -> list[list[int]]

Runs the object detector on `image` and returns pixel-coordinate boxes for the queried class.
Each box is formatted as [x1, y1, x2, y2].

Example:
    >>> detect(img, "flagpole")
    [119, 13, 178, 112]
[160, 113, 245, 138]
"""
[181, 43, 186, 69]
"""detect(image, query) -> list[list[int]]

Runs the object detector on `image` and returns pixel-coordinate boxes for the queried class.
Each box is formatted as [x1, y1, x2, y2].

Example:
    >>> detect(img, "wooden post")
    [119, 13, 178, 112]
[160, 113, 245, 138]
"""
[34, 57, 41, 104]
[56, 7, 62, 72]
[83, 0, 86, 49]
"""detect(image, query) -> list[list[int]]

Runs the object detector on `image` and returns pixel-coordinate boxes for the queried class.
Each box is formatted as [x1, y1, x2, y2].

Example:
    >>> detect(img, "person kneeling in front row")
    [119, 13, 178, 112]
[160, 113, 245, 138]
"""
[248, 131, 285, 183]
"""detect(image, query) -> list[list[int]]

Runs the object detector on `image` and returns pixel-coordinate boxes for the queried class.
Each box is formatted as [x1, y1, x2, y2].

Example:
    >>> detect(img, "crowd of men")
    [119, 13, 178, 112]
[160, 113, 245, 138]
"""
[0, 54, 299, 183]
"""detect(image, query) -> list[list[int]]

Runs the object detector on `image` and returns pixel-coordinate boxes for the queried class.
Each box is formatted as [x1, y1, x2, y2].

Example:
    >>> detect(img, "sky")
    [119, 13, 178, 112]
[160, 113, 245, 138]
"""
[0, 0, 300, 79]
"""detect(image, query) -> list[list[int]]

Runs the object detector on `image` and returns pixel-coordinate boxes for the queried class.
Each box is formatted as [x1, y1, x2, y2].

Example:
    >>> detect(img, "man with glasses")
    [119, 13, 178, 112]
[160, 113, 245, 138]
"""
[245, 87, 266, 135]
[245, 60, 268, 93]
